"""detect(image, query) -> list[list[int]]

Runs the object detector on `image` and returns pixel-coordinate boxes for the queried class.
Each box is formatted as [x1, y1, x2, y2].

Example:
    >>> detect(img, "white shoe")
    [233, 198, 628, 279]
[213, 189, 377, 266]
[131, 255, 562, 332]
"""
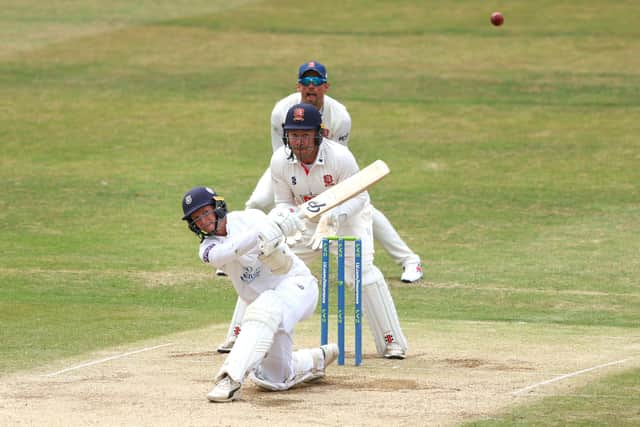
[321, 343, 339, 368]
[383, 342, 406, 360]
[207, 375, 241, 402]
[306, 343, 339, 382]
[400, 261, 423, 283]
[216, 334, 237, 354]
[216, 269, 227, 277]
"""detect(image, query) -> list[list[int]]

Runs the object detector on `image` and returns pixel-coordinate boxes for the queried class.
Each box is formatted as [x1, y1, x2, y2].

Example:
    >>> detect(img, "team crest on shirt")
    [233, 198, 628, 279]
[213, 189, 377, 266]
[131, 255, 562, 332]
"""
[293, 107, 305, 122]
[323, 174, 334, 186]
[240, 266, 260, 283]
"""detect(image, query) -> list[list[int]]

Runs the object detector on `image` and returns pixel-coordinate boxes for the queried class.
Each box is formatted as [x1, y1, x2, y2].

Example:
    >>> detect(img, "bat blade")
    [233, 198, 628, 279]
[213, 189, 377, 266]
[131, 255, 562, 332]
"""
[299, 159, 390, 219]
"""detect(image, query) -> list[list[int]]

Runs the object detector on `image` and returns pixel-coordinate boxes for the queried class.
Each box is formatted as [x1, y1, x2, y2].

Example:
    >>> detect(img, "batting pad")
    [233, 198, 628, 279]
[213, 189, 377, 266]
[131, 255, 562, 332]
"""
[362, 267, 408, 355]
[215, 292, 284, 383]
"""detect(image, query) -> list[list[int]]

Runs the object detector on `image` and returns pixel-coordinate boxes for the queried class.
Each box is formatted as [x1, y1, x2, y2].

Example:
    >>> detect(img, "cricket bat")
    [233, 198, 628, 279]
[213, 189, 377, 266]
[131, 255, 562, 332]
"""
[299, 159, 390, 219]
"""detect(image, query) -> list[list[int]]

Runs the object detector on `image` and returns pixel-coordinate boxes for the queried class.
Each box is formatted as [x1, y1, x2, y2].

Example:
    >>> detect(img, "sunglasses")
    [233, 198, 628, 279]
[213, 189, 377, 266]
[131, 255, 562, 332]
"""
[298, 76, 327, 86]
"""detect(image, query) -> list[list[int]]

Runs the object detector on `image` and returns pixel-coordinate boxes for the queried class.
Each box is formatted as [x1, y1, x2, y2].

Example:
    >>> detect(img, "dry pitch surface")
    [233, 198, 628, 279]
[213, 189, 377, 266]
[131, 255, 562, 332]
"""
[1, 319, 638, 426]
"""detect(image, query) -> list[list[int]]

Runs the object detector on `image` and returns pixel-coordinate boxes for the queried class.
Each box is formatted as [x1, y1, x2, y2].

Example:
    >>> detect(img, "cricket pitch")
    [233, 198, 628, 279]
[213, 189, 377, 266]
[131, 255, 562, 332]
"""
[1, 319, 638, 426]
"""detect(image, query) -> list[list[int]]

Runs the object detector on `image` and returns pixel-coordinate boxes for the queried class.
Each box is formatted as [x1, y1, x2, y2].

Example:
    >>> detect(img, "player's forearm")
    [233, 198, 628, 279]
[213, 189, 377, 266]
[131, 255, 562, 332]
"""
[199, 229, 259, 267]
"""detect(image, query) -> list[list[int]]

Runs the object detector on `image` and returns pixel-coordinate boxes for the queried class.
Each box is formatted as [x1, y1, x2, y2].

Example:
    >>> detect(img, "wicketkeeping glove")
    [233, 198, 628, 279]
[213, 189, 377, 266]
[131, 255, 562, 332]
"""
[308, 211, 345, 250]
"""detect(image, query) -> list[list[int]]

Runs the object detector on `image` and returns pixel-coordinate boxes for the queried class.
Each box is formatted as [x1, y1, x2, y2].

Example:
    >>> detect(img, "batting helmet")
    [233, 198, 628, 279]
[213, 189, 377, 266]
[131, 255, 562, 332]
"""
[283, 103, 322, 131]
[181, 186, 227, 240]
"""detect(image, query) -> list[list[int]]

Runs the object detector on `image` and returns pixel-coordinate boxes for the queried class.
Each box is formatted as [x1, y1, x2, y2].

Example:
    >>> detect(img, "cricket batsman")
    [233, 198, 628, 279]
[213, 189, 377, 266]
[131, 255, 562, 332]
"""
[181, 186, 339, 402]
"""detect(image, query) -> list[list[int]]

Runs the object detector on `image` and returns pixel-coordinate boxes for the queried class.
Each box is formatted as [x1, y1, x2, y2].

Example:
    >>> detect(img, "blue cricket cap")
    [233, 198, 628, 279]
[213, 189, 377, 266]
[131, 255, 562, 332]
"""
[298, 61, 328, 80]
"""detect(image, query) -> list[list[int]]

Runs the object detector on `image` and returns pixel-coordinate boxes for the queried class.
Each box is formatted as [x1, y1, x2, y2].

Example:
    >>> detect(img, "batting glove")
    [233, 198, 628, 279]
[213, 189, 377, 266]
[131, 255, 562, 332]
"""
[267, 207, 306, 237]
[257, 219, 284, 257]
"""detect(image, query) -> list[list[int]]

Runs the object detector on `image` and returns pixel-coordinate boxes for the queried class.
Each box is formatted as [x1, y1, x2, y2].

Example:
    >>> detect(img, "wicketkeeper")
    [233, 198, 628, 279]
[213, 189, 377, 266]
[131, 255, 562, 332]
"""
[181, 186, 338, 402]
[270, 103, 408, 359]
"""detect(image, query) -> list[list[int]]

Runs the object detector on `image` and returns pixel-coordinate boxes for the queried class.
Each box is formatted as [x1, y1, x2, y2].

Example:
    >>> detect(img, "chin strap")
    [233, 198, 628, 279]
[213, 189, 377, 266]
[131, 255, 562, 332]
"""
[188, 215, 221, 242]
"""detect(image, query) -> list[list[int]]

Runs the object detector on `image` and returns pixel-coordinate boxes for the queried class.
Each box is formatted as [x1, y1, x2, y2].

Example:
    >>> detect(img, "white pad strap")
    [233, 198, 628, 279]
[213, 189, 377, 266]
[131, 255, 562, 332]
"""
[362, 267, 408, 355]
[216, 291, 283, 382]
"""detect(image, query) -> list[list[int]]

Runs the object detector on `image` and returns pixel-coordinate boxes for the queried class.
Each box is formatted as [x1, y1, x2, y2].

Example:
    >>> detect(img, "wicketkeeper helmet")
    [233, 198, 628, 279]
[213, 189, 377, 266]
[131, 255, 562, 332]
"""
[282, 103, 324, 149]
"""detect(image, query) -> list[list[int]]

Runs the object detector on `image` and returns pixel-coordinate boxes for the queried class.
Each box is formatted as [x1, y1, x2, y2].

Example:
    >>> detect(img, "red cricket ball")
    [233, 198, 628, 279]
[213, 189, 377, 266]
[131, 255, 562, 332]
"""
[491, 12, 504, 26]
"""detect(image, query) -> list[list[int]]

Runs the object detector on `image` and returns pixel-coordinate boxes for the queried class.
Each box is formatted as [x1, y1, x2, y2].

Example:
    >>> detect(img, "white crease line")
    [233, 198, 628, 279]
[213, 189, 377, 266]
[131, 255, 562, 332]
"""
[43, 343, 175, 377]
[512, 358, 630, 396]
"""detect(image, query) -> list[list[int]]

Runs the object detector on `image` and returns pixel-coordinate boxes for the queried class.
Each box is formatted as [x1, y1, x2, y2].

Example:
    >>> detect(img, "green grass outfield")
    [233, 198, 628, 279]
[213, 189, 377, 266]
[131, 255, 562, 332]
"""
[1, 0, 639, 424]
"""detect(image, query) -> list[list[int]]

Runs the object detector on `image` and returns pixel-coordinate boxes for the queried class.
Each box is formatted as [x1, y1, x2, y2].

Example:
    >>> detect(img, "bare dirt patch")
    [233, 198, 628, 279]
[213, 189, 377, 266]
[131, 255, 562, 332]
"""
[1, 320, 638, 426]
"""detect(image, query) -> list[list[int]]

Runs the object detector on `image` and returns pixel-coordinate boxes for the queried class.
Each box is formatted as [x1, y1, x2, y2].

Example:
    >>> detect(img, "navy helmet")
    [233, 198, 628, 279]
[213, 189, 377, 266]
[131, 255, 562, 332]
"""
[282, 103, 324, 154]
[181, 186, 227, 240]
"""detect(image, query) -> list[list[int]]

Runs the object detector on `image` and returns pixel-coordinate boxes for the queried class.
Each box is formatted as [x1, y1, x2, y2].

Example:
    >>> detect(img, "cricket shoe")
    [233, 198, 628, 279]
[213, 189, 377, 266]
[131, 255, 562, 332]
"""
[216, 269, 227, 277]
[400, 261, 423, 283]
[216, 334, 237, 354]
[383, 342, 406, 360]
[305, 343, 339, 383]
[206, 375, 241, 402]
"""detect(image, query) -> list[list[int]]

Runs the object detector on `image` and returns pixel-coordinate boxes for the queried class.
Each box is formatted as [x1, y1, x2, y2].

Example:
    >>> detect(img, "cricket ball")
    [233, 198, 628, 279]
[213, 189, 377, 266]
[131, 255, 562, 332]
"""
[491, 12, 504, 26]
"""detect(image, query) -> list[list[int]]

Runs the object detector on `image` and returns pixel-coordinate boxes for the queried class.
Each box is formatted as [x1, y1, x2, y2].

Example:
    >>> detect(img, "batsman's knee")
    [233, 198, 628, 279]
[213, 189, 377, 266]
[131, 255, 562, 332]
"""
[243, 291, 284, 332]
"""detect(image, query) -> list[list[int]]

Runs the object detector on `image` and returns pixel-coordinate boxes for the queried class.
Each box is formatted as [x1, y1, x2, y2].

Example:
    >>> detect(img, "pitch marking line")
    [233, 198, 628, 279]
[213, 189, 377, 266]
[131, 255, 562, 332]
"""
[512, 358, 631, 395]
[43, 343, 175, 377]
